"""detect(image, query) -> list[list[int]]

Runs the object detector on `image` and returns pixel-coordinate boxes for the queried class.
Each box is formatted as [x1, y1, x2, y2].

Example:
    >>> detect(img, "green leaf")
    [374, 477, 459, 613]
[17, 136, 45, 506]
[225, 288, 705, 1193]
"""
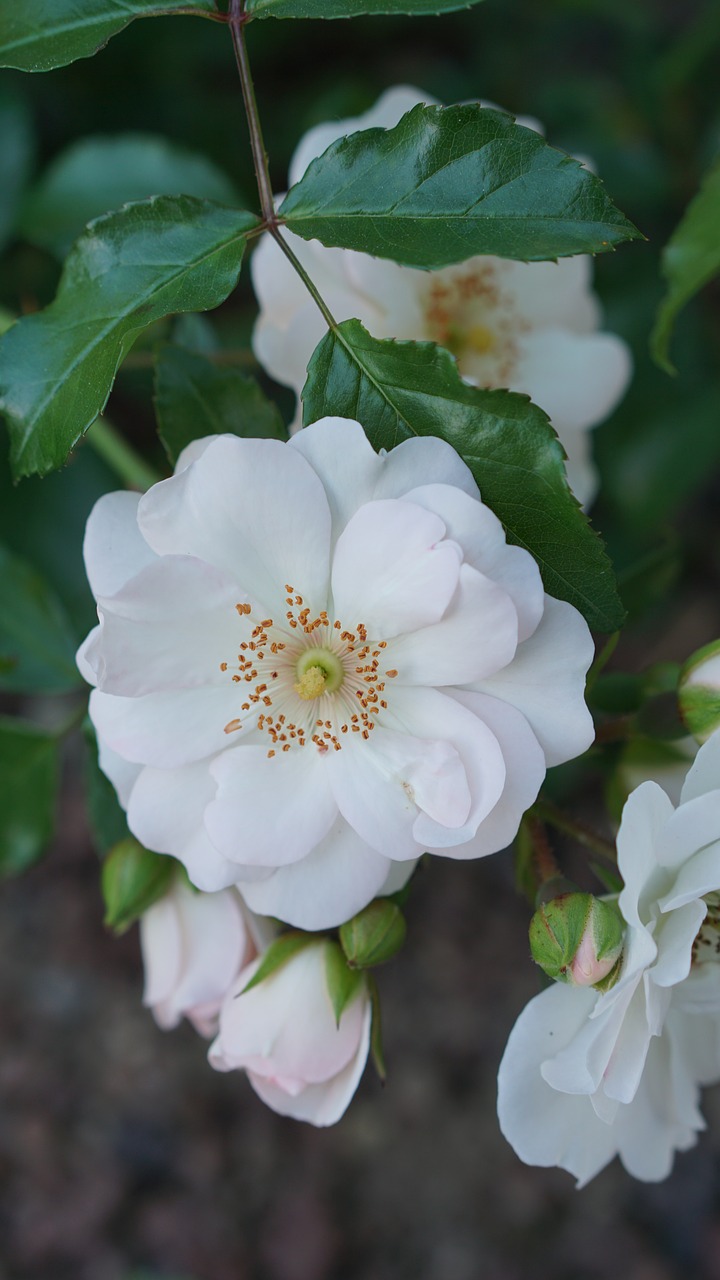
[155, 346, 286, 466]
[280, 104, 641, 268]
[303, 320, 624, 632]
[247, 0, 483, 15]
[83, 720, 130, 855]
[651, 157, 720, 373]
[0, 92, 34, 252]
[102, 837, 175, 933]
[20, 134, 240, 259]
[0, 717, 59, 876]
[0, 197, 259, 480]
[241, 932, 318, 995]
[0, 542, 82, 693]
[324, 940, 365, 1025]
[0, 1, 220, 73]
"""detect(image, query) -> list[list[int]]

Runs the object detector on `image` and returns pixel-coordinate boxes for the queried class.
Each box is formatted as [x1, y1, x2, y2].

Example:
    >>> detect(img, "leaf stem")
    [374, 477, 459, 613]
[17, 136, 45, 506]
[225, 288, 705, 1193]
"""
[267, 228, 339, 331]
[86, 417, 162, 492]
[229, 0, 275, 224]
[532, 798, 616, 862]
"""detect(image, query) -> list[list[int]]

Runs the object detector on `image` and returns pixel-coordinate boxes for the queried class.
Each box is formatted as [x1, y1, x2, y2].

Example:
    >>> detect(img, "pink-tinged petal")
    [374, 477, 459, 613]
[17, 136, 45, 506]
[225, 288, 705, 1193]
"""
[238, 818, 392, 930]
[140, 893, 183, 1022]
[288, 84, 433, 186]
[96, 736, 142, 808]
[137, 436, 332, 619]
[681, 731, 720, 805]
[476, 595, 594, 767]
[331, 499, 461, 638]
[83, 490, 157, 599]
[206, 745, 337, 867]
[126, 762, 249, 891]
[401, 483, 543, 641]
[388, 564, 518, 686]
[498, 983, 619, 1185]
[247, 1000, 371, 1126]
[514, 328, 632, 433]
[88, 555, 243, 697]
[617, 783, 676, 927]
[169, 881, 252, 1024]
[448, 691, 545, 856]
[90, 686, 240, 768]
[372, 437, 479, 504]
[290, 418, 383, 541]
[390, 685, 507, 850]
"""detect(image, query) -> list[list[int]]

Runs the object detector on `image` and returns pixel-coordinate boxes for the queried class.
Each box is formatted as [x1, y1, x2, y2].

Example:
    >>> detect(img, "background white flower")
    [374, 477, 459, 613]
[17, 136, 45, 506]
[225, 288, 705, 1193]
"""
[497, 731, 720, 1185]
[209, 941, 371, 1126]
[251, 85, 632, 507]
[78, 418, 594, 931]
[140, 875, 271, 1037]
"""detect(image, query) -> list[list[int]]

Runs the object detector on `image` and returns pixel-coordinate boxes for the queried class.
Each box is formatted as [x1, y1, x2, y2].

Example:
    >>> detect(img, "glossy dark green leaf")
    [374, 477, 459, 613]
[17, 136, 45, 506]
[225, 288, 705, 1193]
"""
[20, 134, 239, 258]
[0, 197, 259, 480]
[303, 320, 624, 632]
[155, 346, 286, 465]
[280, 104, 641, 268]
[324, 940, 365, 1025]
[651, 158, 720, 373]
[247, 0, 482, 15]
[0, 92, 34, 252]
[241, 932, 317, 994]
[83, 721, 130, 856]
[0, 542, 82, 693]
[102, 837, 175, 933]
[0, 1, 220, 73]
[0, 717, 59, 876]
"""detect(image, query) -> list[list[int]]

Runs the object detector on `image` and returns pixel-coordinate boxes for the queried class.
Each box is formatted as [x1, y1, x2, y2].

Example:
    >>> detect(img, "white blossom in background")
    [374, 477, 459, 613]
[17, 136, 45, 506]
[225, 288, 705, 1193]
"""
[209, 941, 371, 1126]
[498, 730, 720, 1186]
[251, 85, 632, 506]
[78, 419, 594, 931]
[140, 875, 273, 1037]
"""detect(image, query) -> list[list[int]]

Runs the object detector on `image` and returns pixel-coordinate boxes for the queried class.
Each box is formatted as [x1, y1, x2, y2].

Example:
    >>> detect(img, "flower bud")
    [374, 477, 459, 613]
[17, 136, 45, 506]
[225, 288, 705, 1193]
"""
[679, 640, 720, 744]
[529, 893, 624, 990]
[339, 899, 407, 969]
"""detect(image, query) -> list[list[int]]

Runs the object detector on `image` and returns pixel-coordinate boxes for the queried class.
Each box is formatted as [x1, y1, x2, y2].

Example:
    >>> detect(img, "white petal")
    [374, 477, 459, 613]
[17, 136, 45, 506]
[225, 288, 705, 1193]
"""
[513, 328, 632, 433]
[140, 893, 183, 1020]
[658, 841, 720, 913]
[247, 998, 371, 1126]
[559, 422, 599, 509]
[238, 818, 392, 929]
[372, 437, 479, 504]
[448, 691, 546, 856]
[126, 762, 244, 891]
[651, 901, 707, 988]
[681, 730, 720, 804]
[401, 483, 543, 641]
[137, 435, 332, 620]
[76, 625, 101, 686]
[90, 686, 238, 768]
[83, 490, 157, 598]
[475, 594, 594, 766]
[96, 736, 142, 807]
[290, 417, 384, 541]
[617, 782, 675, 927]
[288, 85, 433, 186]
[168, 880, 251, 1022]
[388, 564, 518, 686]
[331, 498, 461, 638]
[87, 555, 243, 697]
[206, 745, 338, 867]
[499, 256, 600, 333]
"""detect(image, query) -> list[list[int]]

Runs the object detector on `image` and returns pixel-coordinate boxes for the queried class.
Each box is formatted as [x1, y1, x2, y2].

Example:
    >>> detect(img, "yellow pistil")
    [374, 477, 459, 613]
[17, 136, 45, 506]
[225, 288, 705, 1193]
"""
[466, 324, 495, 354]
[294, 665, 328, 701]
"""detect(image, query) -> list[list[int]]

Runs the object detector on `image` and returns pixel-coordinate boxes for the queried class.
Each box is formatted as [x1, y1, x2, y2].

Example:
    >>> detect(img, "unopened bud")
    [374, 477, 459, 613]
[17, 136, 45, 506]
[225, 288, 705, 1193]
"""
[679, 640, 720, 744]
[529, 893, 624, 991]
[339, 899, 406, 969]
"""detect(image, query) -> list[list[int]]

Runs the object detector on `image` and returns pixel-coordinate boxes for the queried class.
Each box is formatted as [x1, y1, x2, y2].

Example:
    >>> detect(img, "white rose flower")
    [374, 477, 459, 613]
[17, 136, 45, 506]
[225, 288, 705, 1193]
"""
[78, 418, 594, 930]
[497, 731, 720, 1186]
[208, 941, 371, 1126]
[140, 874, 268, 1037]
[251, 85, 632, 506]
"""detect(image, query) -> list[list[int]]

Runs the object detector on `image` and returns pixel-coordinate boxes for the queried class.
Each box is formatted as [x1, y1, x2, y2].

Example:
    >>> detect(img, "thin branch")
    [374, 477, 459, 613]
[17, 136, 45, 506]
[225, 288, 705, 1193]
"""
[87, 417, 162, 492]
[228, 0, 275, 224]
[532, 799, 616, 862]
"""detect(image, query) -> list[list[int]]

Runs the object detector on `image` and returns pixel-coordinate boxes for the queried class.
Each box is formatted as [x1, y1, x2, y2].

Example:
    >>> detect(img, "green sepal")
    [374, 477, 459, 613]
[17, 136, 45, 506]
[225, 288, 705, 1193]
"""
[324, 940, 366, 1026]
[529, 892, 624, 987]
[367, 974, 386, 1083]
[339, 899, 407, 969]
[101, 837, 175, 934]
[240, 931, 318, 995]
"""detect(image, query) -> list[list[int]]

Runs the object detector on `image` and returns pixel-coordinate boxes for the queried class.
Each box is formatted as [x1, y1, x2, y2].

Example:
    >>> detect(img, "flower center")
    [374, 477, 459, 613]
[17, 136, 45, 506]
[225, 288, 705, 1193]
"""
[422, 263, 522, 386]
[294, 647, 344, 700]
[693, 892, 720, 964]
